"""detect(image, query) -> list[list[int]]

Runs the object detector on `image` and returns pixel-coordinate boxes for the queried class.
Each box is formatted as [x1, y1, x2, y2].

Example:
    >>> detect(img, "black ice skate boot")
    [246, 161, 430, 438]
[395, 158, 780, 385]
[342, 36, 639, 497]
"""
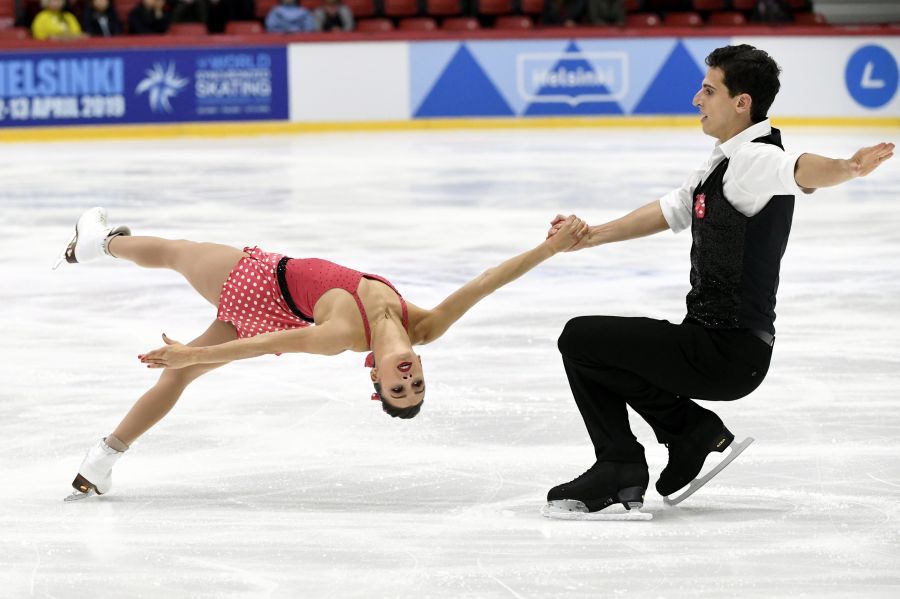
[542, 461, 652, 521]
[657, 424, 754, 506]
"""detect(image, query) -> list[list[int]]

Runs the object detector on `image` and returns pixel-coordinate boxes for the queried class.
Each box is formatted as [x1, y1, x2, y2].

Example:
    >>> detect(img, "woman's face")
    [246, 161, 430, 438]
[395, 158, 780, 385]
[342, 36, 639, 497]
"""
[48, 0, 64, 11]
[372, 352, 425, 408]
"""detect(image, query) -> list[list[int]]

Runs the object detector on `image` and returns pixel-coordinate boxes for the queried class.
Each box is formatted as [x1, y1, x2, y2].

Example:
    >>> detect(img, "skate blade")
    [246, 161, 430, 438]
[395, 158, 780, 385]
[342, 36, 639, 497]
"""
[541, 500, 653, 521]
[663, 437, 754, 507]
[51, 231, 78, 270]
[64, 488, 98, 502]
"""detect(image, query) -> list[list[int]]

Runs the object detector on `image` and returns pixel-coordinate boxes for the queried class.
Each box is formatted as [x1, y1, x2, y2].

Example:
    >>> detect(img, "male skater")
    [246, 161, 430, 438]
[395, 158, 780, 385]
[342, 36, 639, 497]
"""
[543, 44, 894, 519]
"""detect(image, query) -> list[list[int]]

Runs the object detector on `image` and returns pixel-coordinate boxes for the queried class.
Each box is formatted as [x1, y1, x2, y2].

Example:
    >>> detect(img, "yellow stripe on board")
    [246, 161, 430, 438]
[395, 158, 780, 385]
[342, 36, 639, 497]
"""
[1, 116, 898, 143]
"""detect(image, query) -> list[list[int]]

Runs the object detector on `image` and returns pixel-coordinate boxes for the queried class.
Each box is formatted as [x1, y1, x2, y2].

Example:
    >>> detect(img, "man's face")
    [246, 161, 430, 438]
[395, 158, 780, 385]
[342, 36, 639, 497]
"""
[692, 67, 749, 142]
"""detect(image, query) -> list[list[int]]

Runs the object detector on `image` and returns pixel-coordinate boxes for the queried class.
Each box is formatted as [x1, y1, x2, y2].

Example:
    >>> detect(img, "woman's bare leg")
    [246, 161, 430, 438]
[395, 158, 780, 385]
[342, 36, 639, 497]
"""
[107, 236, 247, 306]
[110, 319, 238, 446]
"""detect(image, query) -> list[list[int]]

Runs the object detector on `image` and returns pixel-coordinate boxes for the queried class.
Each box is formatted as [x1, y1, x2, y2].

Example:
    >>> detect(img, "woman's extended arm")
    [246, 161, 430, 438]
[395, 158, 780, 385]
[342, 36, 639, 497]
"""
[413, 215, 587, 344]
[140, 321, 356, 369]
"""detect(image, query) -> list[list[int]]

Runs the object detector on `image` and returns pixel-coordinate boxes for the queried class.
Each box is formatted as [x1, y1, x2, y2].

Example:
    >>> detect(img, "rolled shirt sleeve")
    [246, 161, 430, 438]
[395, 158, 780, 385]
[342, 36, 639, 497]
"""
[726, 144, 804, 217]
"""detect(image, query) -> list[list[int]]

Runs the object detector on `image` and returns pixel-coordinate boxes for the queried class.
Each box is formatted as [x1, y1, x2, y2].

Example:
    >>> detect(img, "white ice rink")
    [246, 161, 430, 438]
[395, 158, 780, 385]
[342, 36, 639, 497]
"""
[1, 126, 898, 597]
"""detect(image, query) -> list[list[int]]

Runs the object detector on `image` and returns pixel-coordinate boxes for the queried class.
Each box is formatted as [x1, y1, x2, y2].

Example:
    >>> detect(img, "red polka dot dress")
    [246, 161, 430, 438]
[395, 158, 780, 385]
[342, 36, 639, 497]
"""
[216, 246, 408, 348]
[216, 247, 310, 339]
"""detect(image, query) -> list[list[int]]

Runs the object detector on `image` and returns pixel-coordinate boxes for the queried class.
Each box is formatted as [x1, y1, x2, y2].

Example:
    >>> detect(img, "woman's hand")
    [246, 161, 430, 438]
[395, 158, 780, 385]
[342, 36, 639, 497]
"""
[139, 334, 196, 369]
[545, 214, 588, 253]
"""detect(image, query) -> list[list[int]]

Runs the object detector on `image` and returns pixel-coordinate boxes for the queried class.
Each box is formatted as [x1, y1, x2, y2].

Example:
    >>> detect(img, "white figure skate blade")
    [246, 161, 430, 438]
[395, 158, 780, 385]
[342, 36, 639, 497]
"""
[541, 500, 653, 521]
[663, 437, 755, 507]
[64, 488, 98, 502]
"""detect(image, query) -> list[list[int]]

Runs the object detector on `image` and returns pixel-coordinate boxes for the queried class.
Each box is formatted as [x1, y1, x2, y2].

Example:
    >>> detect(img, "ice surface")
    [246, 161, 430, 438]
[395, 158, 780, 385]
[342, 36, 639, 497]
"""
[1, 126, 898, 597]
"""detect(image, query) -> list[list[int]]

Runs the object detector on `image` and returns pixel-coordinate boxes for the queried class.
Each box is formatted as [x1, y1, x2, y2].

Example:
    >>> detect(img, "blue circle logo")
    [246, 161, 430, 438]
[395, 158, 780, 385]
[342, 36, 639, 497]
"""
[845, 45, 898, 109]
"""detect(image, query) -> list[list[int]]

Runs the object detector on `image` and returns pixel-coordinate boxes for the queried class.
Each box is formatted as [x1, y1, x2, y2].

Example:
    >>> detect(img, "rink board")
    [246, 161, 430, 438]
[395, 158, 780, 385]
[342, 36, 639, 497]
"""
[0, 34, 897, 133]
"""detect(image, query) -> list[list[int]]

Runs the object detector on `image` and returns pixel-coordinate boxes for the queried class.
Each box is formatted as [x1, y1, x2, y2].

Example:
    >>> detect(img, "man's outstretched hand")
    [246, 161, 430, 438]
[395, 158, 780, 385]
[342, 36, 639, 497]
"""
[849, 142, 894, 178]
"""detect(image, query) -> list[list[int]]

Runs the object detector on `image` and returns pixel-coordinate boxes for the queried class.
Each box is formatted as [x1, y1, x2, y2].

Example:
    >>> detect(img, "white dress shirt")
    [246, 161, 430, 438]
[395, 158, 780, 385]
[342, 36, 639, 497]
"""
[659, 119, 805, 234]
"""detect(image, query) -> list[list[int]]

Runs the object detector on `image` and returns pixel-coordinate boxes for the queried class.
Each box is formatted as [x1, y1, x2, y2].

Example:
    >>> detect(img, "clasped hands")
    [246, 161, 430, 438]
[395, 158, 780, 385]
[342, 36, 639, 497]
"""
[546, 214, 591, 252]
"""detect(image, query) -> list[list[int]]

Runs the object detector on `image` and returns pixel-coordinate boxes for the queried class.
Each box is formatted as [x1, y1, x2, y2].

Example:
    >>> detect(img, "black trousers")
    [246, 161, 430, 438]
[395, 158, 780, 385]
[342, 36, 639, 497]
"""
[557, 316, 773, 464]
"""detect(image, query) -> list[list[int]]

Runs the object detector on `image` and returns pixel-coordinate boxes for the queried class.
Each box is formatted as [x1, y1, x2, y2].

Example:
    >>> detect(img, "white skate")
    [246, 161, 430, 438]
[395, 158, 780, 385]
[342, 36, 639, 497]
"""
[64, 439, 124, 502]
[52, 207, 131, 270]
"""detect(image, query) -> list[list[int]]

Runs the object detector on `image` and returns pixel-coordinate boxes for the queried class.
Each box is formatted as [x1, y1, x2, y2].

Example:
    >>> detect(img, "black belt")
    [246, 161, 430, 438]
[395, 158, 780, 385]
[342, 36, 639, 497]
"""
[748, 329, 775, 347]
[276, 256, 314, 324]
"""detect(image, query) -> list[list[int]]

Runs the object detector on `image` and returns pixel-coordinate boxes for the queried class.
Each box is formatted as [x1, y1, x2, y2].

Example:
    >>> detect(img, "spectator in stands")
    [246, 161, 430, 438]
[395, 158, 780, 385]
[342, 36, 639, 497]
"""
[587, 0, 624, 26]
[752, 0, 792, 23]
[171, 0, 229, 33]
[128, 0, 171, 34]
[31, 0, 84, 40]
[314, 0, 354, 32]
[265, 0, 318, 32]
[83, 0, 124, 37]
[541, 0, 586, 27]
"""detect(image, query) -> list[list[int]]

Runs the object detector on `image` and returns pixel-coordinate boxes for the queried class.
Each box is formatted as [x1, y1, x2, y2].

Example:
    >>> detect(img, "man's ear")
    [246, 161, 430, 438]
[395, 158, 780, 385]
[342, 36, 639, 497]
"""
[370, 368, 378, 383]
[735, 93, 752, 115]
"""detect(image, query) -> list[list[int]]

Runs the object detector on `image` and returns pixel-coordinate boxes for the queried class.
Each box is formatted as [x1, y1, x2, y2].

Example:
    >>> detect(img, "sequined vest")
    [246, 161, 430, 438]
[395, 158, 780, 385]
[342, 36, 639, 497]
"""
[685, 129, 795, 335]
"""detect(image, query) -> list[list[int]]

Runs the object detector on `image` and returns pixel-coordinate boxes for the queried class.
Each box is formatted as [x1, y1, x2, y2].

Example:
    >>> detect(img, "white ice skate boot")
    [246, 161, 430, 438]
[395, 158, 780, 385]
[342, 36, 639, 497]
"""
[64, 439, 125, 502]
[52, 207, 131, 270]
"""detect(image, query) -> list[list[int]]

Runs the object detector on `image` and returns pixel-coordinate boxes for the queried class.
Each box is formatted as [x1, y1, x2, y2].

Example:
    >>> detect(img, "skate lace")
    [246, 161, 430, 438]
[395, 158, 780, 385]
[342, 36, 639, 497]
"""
[567, 462, 603, 485]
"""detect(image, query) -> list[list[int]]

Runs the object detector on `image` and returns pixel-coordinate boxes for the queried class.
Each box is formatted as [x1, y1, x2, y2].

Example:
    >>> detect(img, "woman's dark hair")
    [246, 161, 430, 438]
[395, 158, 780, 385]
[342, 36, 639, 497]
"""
[705, 44, 782, 123]
[373, 382, 423, 419]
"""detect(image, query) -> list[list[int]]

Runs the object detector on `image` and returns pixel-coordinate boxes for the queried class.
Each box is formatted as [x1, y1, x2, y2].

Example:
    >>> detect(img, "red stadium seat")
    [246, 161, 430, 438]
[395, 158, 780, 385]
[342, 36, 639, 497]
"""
[225, 20, 265, 34]
[692, 0, 724, 10]
[441, 16, 480, 30]
[794, 12, 826, 25]
[625, 13, 660, 27]
[399, 16, 437, 30]
[520, 0, 544, 16]
[344, 0, 376, 18]
[664, 11, 702, 27]
[0, 26, 28, 39]
[731, 0, 756, 10]
[256, 0, 281, 19]
[495, 14, 531, 29]
[301, 0, 325, 9]
[624, 0, 640, 12]
[167, 23, 208, 35]
[0, 16, 12, 28]
[356, 17, 395, 31]
[426, 0, 461, 16]
[477, 0, 512, 16]
[383, 0, 418, 17]
[708, 11, 746, 26]
[784, 0, 809, 9]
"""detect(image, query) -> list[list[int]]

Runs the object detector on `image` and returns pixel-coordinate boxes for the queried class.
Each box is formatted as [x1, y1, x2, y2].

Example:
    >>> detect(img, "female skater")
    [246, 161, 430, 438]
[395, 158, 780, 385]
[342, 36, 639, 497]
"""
[60, 207, 588, 500]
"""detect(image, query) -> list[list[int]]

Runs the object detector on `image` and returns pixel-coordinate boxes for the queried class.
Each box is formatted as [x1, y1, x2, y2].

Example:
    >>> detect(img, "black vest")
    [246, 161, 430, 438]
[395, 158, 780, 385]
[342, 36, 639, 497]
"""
[685, 128, 795, 335]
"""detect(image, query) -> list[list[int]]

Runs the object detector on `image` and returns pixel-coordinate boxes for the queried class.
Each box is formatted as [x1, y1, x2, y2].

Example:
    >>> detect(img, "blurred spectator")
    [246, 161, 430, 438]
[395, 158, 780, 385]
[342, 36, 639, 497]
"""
[587, 0, 624, 25]
[752, 0, 792, 23]
[541, 0, 586, 27]
[314, 0, 354, 32]
[83, 0, 124, 36]
[265, 0, 318, 32]
[32, 0, 84, 40]
[128, 0, 171, 33]
[171, 0, 210, 26]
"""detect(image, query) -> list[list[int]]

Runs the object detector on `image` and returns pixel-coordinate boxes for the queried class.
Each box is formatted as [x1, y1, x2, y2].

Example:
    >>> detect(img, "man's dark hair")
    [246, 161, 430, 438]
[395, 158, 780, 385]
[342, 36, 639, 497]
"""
[706, 44, 782, 123]
[373, 382, 423, 419]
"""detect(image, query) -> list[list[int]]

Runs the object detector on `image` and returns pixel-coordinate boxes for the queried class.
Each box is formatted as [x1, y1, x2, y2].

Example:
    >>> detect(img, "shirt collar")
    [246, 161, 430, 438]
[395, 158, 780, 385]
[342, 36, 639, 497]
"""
[716, 119, 772, 159]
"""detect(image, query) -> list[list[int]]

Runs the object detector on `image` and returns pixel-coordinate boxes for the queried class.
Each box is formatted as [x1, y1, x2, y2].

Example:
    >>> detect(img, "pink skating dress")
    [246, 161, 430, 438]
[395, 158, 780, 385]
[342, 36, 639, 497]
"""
[216, 246, 408, 349]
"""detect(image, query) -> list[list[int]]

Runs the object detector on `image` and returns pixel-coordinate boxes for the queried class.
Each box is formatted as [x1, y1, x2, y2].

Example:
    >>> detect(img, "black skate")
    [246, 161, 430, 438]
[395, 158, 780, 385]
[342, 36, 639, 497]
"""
[657, 425, 754, 506]
[542, 462, 652, 521]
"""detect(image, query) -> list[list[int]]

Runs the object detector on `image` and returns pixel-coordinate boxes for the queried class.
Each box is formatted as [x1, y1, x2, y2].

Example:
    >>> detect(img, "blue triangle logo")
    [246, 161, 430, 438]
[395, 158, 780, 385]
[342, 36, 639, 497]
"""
[633, 41, 705, 114]
[523, 41, 623, 116]
[415, 45, 514, 118]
